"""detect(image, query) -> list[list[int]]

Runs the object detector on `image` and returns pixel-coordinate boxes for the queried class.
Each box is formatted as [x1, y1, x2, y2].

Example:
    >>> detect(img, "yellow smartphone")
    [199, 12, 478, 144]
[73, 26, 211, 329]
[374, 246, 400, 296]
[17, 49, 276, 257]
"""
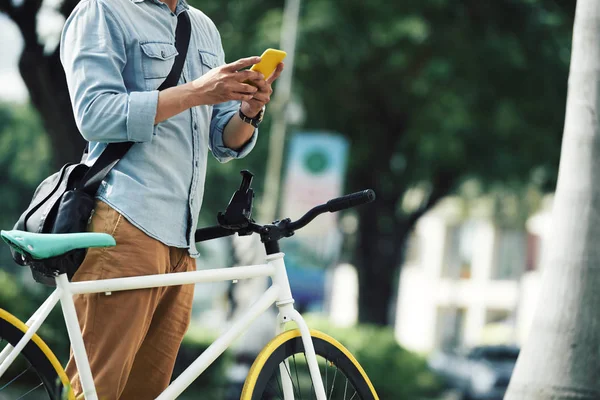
[250, 48, 287, 79]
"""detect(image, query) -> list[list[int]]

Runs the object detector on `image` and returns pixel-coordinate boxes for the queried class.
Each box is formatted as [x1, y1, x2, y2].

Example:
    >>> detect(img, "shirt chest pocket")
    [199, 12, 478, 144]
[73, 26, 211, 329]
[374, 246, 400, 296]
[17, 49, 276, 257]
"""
[140, 42, 178, 90]
[198, 50, 219, 75]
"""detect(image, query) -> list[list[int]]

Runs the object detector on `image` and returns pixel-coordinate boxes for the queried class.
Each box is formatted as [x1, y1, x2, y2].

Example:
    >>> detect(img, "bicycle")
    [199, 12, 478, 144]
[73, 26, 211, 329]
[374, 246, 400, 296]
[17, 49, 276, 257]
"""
[0, 170, 378, 400]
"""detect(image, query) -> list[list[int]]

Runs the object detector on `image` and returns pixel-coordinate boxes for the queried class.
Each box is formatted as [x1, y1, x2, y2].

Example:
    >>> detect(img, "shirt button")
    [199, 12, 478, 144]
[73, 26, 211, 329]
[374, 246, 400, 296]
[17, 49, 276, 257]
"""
[193, 123, 197, 130]
[161, 50, 166, 58]
[195, 161, 198, 167]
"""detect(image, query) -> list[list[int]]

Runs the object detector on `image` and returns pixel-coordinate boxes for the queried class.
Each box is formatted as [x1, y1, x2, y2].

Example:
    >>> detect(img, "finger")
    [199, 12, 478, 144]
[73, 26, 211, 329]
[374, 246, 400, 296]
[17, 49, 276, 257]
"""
[266, 63, 285, 84]
[242, 98, 263, 110]
[231, 93, 256, 102]
[230, 82, 259, 95]
[250, 92, 270, 104]
[251, 78, 269, 92]
[225, 56, 261, 72]
[236, 69, 264, 83]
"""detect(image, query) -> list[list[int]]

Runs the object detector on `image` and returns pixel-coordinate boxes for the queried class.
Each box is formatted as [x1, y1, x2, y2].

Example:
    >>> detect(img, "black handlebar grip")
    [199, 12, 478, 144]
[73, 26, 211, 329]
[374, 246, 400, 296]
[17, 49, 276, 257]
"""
[326, 189, 376, 213]
[194, 226, 235, 243]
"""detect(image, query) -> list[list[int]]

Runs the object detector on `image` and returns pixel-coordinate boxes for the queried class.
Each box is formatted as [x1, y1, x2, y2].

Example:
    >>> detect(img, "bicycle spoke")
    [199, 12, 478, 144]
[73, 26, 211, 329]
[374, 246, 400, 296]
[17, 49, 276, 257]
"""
[328, 365, 338, 400]
[255, 337, 373, 400]
[267, 379, 281, 400]
[275, 367, 283, 398]
[16, 383, 43, 400]
[292, 354, 302, 399]
[343, 379, 348, 400]
[325, 359, 328, 395]
[0, 365, 33, 391]
[282, 360, 301, 399]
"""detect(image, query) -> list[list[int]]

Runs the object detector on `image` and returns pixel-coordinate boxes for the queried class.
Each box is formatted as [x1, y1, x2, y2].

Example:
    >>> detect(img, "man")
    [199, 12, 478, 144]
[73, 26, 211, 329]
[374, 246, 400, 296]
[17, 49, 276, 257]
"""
[60, 0, 283, 397]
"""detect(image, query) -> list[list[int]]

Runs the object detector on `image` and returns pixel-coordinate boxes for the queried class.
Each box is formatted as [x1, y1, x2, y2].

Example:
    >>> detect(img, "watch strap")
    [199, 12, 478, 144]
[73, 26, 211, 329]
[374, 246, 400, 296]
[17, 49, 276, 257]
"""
[239, 106, 264, 128]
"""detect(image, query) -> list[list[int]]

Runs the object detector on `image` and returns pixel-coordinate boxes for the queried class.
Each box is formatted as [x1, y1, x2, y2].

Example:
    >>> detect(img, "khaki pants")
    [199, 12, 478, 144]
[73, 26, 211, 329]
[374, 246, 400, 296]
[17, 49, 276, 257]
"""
[65, 201, 195, 399]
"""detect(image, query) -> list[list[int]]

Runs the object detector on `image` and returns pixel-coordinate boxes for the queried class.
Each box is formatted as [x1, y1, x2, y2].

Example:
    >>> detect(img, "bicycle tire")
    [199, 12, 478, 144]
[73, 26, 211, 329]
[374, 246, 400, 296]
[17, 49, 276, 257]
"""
[0, 309, 73, 400]
[241, 329, 378, 400]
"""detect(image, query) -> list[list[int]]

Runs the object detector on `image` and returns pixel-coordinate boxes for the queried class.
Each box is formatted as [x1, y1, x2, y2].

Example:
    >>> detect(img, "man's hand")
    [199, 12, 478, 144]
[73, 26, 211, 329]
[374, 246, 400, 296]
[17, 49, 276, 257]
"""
[154, 56, 284, 125]
[191, 56, 265, 105]
[240, 63, 285, 117]
[220, 60, 284, 150]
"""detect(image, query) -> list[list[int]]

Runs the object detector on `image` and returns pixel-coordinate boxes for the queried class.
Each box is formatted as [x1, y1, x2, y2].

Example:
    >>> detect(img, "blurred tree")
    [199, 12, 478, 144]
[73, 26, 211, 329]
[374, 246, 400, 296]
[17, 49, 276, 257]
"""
[290, 0, 575, 325]
[192, 0, 283, 226]
[506, 0, 600, 398]
[0, 103, 51, 265]
[1, 0, 576, 326]
[0, 0, 84, 169]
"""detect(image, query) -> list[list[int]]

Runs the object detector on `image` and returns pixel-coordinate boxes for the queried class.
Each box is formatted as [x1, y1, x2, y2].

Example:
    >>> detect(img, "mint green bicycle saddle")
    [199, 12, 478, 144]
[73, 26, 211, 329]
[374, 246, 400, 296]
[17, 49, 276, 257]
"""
[1, 230, 116, 260]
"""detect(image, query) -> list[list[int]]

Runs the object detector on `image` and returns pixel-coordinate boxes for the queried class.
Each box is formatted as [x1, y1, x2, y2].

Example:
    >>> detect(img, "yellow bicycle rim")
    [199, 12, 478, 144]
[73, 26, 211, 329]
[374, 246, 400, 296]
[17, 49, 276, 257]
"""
[241, 328, 378, 399]
[0, 309, 74, 400]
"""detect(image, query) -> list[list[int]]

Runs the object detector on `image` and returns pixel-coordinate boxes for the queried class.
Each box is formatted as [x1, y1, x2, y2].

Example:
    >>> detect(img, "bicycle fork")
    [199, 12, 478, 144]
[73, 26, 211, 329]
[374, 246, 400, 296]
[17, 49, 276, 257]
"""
[270, 254, 327, 400]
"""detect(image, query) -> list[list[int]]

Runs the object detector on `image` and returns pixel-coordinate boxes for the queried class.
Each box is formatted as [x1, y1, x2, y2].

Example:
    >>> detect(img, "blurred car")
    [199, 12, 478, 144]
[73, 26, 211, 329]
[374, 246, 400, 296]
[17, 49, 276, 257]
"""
[427, 345, 520, 400]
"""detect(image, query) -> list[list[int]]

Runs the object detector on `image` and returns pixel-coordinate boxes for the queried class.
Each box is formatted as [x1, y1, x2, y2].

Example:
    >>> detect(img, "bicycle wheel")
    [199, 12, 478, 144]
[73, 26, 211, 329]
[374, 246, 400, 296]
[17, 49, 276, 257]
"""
[0, 309, 72, 400]
[241, 329, 378, 400]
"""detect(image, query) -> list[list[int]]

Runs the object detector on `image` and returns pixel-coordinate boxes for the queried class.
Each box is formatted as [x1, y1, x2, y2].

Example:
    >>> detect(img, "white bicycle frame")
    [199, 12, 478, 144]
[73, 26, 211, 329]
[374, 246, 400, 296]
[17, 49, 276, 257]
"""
[0, 252, 328, 400]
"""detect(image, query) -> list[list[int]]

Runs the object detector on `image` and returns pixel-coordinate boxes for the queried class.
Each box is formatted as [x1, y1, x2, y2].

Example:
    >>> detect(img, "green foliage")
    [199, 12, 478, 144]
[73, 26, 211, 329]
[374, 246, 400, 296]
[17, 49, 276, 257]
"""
[190, 0, 575, 323]
[194, 0, 573, 204]
[299, 317, 444, 399]
[0, 102, 52, 266]
[189, 0, 283, 226]
[0, 102, 64, 351]
[290, 0, 573, 196]
[176, 326, 233, 398]
[179, 319, 444, 399]
[0, 268, 70, 357]
[0, 102, 71, 373]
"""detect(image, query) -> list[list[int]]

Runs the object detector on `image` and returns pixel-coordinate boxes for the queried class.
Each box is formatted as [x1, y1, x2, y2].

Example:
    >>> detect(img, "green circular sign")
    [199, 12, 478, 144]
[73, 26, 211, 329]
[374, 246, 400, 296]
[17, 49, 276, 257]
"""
[303, 148, 330, 175]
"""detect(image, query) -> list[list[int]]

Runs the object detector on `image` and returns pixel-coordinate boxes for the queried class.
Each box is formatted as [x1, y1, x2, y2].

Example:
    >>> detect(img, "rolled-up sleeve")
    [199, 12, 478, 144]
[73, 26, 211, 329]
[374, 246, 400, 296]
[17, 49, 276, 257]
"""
[60, 0, 157, 143]
[209, 100, 258, 163]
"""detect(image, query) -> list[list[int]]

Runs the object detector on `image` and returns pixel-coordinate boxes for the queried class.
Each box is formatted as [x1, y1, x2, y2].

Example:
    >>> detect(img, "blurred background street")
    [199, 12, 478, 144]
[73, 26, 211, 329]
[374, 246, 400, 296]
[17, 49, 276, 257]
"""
[0, 0, 577, 399]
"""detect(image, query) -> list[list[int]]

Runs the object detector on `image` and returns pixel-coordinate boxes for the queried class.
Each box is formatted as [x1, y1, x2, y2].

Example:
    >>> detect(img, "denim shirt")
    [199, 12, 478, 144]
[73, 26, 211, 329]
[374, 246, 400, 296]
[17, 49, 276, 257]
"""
[60, 0, 257, 256]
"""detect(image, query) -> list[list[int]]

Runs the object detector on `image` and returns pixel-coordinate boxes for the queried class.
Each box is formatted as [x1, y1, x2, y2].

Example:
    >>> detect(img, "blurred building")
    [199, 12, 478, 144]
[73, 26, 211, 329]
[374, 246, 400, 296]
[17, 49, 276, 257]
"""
[393, 195, 552, 353]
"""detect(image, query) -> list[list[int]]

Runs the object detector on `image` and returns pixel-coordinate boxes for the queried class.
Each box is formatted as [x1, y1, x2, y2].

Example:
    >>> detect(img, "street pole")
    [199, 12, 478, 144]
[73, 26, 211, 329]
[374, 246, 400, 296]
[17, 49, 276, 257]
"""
[260, 0, 301, 223]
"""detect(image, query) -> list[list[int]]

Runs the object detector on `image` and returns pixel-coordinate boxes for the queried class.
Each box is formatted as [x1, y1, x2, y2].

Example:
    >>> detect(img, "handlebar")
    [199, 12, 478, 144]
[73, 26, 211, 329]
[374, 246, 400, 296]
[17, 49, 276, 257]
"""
[326, 189, 376, 213]
[287, 189, 376, 231]
[194, 225, 236, 243]
[194, 189, 376, 243]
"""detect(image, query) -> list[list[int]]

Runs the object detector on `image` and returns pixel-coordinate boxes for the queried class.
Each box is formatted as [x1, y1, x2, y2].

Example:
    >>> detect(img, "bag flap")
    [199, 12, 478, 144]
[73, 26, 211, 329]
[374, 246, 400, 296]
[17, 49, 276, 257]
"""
[15, 164, 72, 232]
[16, 164, 89, 233]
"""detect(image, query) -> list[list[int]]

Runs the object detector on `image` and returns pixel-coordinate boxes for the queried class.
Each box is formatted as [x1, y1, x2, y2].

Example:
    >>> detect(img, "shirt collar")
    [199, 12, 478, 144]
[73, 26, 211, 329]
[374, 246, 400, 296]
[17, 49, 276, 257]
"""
[131, 0, 190, 12]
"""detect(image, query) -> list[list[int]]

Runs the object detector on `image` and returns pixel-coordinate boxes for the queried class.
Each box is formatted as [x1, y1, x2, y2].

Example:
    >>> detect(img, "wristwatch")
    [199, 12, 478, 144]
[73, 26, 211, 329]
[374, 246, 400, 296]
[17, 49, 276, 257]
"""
[239, 106, 265, 128]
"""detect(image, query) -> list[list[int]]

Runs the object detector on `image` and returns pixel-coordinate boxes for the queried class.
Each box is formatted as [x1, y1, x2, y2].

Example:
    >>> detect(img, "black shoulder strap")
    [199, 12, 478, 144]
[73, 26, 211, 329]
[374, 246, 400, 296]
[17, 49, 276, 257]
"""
[80, 11, 192, 195]
[158, 12, 191, 91]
